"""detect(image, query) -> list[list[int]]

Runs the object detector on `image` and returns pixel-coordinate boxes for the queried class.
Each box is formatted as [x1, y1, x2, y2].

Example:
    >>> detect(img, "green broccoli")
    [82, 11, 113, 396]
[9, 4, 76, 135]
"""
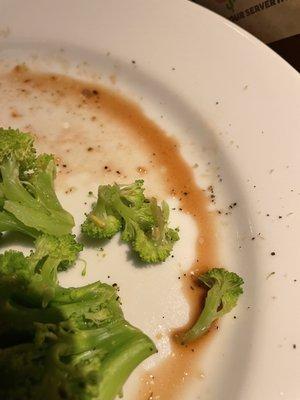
[82, 181, 179, 263]
[180, 268, 244, 344]
[0, 247, 156, 400]
[114, 195, 178, 263]
[0, 127, 36, 173]
[118, 179, 145, 207]
[81, 184, 122, 240]
[29, 233, 83, 277]
[0, 128, 74, 236]
[0, 210, 39, 238]
[0, 184, 4, 208]
[0, 234, 82, 309]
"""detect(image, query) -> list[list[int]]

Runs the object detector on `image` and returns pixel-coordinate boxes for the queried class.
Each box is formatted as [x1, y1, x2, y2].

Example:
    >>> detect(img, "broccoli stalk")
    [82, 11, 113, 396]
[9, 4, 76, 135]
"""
[180, 268, 244, 344]
[0, 248, 156, 400]
[0, 323, 155, 400]
[0, 210, 38, 238]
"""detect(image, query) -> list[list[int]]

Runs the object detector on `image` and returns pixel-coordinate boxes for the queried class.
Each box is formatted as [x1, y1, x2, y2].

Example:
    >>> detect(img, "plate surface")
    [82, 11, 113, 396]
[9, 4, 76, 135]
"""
[0, 1, 299, 399]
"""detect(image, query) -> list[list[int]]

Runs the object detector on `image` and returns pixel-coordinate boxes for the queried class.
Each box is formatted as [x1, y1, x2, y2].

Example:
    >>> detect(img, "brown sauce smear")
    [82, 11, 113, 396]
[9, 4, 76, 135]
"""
[7, 66, 218, 399]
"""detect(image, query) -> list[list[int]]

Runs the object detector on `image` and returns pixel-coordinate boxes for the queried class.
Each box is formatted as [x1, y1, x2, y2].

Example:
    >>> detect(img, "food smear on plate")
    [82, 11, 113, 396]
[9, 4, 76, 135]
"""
[0, 65, 242, 399]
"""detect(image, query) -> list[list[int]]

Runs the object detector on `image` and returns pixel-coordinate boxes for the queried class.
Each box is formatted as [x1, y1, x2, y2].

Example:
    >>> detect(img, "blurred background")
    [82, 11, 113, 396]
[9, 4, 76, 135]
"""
[192, 0, 300, 71]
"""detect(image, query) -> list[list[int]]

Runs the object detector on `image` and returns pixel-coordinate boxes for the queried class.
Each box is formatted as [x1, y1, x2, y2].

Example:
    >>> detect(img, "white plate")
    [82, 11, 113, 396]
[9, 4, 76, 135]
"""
[0, 1, 299, 399]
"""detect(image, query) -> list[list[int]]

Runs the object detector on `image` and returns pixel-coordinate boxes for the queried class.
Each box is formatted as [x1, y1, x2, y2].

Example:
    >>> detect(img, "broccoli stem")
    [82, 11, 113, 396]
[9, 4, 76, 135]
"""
[33, 163, 66, 212]
[99, 334, 156, 400]
[61, 321, 143, 356]
[53, 282, 117, 304]
[180, 292, 220, 344]
[112, 194, 138, 223]
[0, 211, 38, 238]
[0, 290, 123, 339]
[90, 195, 108, 226]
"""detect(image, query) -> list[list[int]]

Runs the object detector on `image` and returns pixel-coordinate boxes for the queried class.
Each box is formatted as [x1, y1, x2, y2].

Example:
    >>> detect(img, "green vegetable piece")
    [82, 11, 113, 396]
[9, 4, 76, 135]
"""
[0, 127, 36, 172]
[82, 181, 179, 263]
[81, 184, 122, 239]
[0, 245, 156, 400]
[119, 179, 145, 207]
[0, 128, 74, 237]
[0, 233, 82, 308]
[1, 156, 74, 236]
[0, 210, 38, 238]
[132, 199, 179, 263]
[29, 233, 83, 274]
[113, 193, 178, 262]
[181, 268, 244, 344]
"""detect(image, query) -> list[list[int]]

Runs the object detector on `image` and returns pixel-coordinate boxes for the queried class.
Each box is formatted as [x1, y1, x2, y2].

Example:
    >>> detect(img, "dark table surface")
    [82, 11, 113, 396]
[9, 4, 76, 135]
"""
[269, 34, 300, 72]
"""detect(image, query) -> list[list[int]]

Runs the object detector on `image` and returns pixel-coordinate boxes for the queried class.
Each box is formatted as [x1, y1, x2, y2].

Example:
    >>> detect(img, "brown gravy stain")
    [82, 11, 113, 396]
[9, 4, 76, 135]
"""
[5, 66, 218, 399]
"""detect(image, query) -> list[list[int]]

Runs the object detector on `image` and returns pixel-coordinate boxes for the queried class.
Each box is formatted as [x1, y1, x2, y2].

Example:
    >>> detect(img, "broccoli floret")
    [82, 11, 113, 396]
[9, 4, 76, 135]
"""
[180, 268, 244, 344]
[0, 234, 82, 308]
[132, 199, 179, 263]
[0, 127, 36, 172]
[0, 128, 74, 237]
[29, 234, 83, 305]
[1, 156, 74, 236]
[81, 184, 122, 240]
[33, 153, 55, 173]
[82, 181, 179, 263]
[112, 193, 178, 263]
[0, 245, 156, 400]
[119, 179, 145, 207]
[29, 233, 83, 274]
